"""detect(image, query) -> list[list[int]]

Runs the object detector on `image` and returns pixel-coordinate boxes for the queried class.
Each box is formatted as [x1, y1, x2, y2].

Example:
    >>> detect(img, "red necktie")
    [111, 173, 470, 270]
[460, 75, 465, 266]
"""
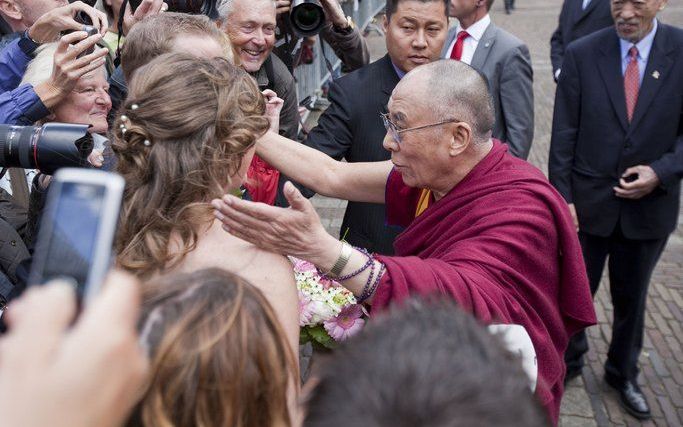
[450, 30, 470, 61]
[624, 46, 639, 123]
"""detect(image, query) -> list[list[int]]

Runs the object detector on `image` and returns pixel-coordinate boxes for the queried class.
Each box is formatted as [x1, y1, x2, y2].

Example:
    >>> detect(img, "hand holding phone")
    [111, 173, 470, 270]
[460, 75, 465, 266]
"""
[77, 25, 99, 58]
[29, 169, 124, 304]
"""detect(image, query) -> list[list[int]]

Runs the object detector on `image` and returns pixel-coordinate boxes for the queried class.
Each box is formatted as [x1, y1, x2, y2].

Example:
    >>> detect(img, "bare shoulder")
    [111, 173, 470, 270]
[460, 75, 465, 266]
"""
[187, 221, 296, 290]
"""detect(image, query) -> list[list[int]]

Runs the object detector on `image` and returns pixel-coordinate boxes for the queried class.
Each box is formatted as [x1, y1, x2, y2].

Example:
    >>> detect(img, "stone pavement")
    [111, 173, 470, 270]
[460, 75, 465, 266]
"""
[307, 1, 683, 425]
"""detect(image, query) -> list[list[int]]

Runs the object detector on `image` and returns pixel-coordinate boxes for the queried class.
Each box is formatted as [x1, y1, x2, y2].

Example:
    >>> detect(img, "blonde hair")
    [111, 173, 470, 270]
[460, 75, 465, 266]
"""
[113, 53, 269, 279]
[128, 268, 296, 427]
[20, 43, 58, 87]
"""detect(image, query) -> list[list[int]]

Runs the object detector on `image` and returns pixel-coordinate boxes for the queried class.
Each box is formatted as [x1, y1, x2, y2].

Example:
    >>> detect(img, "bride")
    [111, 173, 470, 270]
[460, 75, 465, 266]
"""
[111, 53, 299, 360]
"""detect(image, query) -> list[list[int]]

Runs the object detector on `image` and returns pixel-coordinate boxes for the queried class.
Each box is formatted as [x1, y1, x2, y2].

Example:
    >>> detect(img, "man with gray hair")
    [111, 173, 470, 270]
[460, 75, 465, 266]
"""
[0, 0, 67, 49]
[212, 59, 597, 425]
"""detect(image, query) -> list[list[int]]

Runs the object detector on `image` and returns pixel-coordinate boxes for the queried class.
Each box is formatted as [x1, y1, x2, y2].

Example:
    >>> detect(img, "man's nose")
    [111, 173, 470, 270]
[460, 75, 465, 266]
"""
[252, 30, 266, 47]
[619, 2, 636, 19]
[412, 29, 427, 49]
[382, 132, 399, 152]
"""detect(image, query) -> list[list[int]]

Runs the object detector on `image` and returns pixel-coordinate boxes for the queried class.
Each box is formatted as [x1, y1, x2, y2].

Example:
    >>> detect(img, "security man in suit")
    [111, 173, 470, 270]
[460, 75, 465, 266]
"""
[549, 0, 683, 420]
[550, 0, 613, 81]
[443, 0, 533, 160]
[302, 0, 449, 255]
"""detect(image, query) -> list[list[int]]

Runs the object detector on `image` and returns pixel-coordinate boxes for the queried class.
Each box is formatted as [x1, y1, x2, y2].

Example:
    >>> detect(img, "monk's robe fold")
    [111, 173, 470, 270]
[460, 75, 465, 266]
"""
[374, 141, 596, 425]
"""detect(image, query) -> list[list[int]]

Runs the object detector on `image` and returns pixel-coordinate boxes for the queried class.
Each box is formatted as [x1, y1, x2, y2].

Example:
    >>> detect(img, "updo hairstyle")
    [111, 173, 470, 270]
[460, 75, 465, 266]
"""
[113, 52, 270, 278]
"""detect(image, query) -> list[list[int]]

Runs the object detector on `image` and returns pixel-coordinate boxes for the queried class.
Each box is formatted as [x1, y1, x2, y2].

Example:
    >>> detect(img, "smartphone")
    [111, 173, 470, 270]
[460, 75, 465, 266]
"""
[28, 168, 124, 303]
[78, 25, 99, 59]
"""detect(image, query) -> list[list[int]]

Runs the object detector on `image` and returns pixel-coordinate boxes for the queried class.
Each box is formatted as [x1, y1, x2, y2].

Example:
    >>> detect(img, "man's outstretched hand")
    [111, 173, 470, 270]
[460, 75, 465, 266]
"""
[212, 181, 340, 266]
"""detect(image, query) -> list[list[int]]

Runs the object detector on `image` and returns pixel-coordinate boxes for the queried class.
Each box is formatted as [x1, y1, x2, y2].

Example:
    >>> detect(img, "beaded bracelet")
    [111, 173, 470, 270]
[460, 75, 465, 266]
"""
[357, 261, 385, 304]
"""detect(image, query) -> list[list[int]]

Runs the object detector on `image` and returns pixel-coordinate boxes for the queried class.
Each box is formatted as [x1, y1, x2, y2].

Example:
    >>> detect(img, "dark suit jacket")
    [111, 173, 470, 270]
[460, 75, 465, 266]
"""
[549, 24, 683, 240]
[442, 23, 534, 159]
[550, 0, 613, 77]
[304, 54, 401, 254]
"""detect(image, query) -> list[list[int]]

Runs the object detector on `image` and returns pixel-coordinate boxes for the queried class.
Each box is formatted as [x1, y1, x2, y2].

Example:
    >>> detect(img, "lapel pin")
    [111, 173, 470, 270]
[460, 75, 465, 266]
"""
[484, 42, 491, 48]
[652, 71, 660, 79]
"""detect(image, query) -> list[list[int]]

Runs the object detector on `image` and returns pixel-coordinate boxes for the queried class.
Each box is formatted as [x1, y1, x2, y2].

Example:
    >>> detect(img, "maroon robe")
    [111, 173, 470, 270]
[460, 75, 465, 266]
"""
[374, 141, 596, 424]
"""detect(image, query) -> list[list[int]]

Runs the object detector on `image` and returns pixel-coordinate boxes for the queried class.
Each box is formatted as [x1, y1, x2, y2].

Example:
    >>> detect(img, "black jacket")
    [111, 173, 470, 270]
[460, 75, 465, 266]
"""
[549, 24, 683, 239]
[550, 0, 613, 78]
[304, 54, 401, 254]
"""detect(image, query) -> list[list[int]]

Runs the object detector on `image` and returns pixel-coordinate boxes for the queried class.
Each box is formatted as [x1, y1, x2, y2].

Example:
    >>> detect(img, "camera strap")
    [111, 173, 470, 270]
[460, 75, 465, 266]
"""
[114, 0, 129, 67]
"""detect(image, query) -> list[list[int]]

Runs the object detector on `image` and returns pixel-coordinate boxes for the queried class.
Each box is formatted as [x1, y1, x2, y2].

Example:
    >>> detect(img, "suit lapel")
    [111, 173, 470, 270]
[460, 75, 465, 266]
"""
[379, 54, 400, 97]
[628, 24, 673, 134]
[470, 24, 496, 70]
[597, 32, 628, 131]
[574, 0, 599, 26]
[442, 27, 458, 58]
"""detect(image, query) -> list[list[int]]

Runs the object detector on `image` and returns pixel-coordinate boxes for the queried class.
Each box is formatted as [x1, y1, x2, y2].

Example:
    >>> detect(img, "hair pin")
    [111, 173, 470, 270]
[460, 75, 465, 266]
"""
[143, 140, 151, 147]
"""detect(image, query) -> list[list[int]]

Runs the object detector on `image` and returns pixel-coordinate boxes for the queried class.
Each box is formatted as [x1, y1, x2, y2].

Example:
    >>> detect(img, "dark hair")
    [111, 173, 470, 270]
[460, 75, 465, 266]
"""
[128, 268, 296, 427]
[304, 298, 548, 427]
[385, 0, 449, 20]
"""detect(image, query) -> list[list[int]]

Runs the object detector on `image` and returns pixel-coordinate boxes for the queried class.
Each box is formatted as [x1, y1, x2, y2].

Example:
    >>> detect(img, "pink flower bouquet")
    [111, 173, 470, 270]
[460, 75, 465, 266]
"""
[291, 257, 366, 349]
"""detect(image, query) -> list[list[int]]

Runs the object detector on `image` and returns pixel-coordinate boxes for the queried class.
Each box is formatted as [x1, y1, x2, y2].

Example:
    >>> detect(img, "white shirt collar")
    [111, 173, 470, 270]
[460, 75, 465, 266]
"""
[456, 13, 491, 41]
[619, 19, 657, 62]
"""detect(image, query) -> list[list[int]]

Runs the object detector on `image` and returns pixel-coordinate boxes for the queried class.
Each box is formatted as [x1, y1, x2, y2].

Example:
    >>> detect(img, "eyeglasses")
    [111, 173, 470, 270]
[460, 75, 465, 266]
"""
[380, 113, 460, 144]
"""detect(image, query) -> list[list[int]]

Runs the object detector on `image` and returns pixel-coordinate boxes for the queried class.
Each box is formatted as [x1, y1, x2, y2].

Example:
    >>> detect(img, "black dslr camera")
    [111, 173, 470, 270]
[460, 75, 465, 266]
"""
[290, 0, 325, 36]
[0, 124, 94, 175]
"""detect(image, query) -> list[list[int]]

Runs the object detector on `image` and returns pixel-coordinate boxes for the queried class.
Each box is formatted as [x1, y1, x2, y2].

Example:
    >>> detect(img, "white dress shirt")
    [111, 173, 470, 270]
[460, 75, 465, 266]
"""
[619, 19, 657, 85]
[446, 14, 491, 65]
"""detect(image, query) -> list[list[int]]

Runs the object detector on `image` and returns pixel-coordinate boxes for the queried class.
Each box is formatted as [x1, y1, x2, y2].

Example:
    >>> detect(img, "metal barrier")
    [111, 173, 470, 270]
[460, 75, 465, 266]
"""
[294, 0, 386, 103]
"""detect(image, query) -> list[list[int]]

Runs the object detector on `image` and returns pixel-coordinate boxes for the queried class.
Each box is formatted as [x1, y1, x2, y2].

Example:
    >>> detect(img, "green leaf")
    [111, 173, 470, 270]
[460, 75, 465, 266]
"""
[305, 325, 336, 349]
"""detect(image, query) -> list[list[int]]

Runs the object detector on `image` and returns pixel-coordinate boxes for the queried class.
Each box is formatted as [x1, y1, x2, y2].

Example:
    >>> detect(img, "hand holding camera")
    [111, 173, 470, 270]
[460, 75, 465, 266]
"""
[27, 1, 108, 44]
[33, 30, 109, 110]
[122, 0, 169, 36]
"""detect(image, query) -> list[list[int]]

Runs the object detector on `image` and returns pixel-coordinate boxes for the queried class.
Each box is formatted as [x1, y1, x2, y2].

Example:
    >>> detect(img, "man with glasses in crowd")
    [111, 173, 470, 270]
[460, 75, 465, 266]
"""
[212, 59, 597, 425]
[300, 0, 450, 255]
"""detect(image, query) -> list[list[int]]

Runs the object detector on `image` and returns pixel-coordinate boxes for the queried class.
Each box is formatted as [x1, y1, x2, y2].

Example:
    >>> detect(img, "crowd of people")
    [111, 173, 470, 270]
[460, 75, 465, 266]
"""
[0, 0, 680, 425]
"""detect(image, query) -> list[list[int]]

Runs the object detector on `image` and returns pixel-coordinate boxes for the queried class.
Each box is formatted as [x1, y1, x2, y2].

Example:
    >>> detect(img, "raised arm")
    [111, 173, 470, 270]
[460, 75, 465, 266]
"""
[258, 130, 392, 204]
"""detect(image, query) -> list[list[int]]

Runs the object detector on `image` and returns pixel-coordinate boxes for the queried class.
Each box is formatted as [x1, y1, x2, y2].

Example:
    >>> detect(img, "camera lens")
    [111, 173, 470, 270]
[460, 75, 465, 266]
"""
[0, 123, 94, 175]
[290, 0, 325, 37]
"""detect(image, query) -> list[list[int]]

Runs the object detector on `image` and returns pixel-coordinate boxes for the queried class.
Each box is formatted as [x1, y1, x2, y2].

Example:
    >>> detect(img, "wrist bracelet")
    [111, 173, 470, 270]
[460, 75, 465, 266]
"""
[356, 259, 376, 303]
[335, 248, 372, 282]
[326, 241, 353, 278]
[358, 262, 385, 304]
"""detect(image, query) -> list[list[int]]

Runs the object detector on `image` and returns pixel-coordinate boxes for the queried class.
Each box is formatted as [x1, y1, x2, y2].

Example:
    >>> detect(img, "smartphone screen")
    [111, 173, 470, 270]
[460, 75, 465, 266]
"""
[39, 182, 105, 294]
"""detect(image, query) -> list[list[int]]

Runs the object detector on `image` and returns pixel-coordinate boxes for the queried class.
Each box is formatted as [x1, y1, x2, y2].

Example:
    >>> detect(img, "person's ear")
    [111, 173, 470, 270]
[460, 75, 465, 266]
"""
[0, 0, 23, 22]
[448, 121, 472, 156]
[382, 14, 388, 33]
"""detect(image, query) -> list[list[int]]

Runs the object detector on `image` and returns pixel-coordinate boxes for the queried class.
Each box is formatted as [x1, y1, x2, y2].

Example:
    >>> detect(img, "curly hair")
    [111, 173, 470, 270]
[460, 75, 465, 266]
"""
[128, 268, 296, 427]
[112, 53, 269, 279]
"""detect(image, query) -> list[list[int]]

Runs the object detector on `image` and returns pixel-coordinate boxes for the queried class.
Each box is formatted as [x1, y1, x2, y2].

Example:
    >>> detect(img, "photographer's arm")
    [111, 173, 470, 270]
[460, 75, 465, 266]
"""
[319, 0, 369, 71]
[258, 130, 391, 204]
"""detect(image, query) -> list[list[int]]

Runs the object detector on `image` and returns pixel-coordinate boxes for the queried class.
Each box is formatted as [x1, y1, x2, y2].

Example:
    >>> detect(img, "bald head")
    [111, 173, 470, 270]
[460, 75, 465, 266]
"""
[399, 60, 495, 144]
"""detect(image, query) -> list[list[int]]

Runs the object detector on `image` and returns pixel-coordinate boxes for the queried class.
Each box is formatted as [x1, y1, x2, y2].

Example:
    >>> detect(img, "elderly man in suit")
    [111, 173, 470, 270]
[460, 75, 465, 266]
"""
[549, 0, 683, 420]
[550, 0, 613, 82]
[302, 0, 449, 255]
[442, 0, 533, 160]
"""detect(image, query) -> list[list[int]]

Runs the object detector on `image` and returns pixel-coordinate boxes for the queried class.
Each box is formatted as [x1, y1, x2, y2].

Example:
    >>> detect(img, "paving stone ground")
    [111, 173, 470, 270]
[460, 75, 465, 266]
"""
[307, 1, 683, 425]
